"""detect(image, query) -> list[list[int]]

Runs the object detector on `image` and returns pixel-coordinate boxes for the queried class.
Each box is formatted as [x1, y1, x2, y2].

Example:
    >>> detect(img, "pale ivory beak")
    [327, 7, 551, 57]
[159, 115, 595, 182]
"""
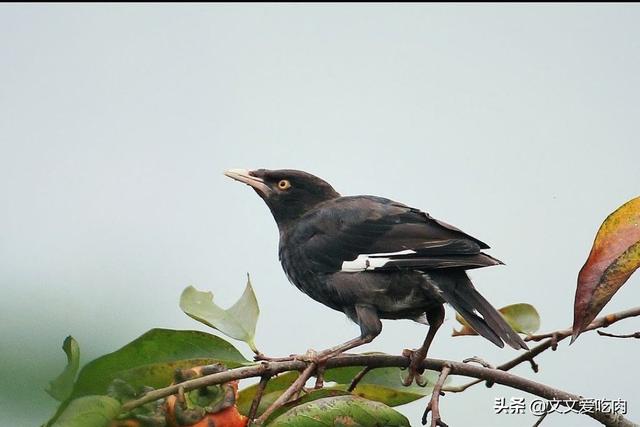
[224, 169, 270, 195]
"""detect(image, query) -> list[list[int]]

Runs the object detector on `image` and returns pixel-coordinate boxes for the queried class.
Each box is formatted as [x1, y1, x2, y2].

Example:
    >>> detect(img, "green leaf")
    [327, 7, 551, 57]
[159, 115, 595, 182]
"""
[238, 363, 435, 416]
[71, 329, 248, 398]
[51, 395, 120, 427]
[453, 303, 540, 336]
[112, 358, 232, 391]
[265, 389, 351, 424]
[499, 303, 541, 334]
[324, 365, 436, 407]
[332, 383, 424, 407]
[46, 336, 80, 401]
[180, 275, 260, 352]
[237, 371, 300, 417]
[266, 395, 410, 426]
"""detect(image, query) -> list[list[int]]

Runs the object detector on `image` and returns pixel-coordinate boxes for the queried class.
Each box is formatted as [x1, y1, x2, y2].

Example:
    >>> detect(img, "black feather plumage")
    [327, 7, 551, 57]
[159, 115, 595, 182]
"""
[224, 168, 527, 367]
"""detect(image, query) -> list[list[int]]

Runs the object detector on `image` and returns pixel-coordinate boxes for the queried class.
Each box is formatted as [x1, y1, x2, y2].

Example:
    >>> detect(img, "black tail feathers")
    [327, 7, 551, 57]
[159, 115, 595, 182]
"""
[436, 271, 528, 351]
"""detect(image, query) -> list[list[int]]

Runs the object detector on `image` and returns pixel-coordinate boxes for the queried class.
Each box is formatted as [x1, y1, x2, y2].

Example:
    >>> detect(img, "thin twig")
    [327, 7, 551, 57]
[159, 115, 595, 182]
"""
[347, 366, 373, 392]
[314, 363, 326, 389]
[526, 306, 640, 342]
[441, 377, 483, 393]
[441, 357, 494, 392]
[532, 411, 549, 427]
[247, 375, 270, 423]
[443, 340, 550, 393]
[597, 330, 640, 339]
[422, 364, 451, 427]
[444, 306, 640, 393]
[462, 356, 494, 369]
[255, 362, 316, 424]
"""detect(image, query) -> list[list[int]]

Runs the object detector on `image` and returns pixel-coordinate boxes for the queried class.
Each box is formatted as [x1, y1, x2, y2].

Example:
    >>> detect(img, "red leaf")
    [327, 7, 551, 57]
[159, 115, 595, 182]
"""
[572, 196, 640, 341]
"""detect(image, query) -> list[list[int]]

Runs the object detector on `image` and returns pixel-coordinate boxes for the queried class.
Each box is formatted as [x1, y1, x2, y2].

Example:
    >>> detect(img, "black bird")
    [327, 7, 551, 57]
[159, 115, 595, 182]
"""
[224, 168, 527, 384]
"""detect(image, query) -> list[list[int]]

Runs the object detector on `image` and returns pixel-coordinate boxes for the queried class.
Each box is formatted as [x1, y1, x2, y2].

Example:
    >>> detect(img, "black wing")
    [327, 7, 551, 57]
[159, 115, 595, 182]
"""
[290, 196, 503, 273]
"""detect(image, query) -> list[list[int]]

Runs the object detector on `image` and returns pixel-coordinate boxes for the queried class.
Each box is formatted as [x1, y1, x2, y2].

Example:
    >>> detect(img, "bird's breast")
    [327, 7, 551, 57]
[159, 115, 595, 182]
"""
[278, 242, 344, 312]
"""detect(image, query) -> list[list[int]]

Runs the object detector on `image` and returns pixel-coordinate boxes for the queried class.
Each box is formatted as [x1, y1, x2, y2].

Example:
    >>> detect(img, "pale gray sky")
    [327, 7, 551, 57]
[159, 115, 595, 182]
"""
[1, 4, 639, 426]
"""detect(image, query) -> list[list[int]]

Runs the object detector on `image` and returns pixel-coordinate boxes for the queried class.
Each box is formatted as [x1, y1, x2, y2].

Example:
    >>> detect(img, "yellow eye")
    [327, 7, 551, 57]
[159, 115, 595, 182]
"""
[277, 179, 291, 190]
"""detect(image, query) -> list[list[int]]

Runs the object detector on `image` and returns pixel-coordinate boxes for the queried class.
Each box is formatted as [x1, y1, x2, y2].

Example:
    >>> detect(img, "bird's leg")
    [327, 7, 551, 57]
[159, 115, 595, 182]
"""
[402, 305, 445, 387]
[256, 306, 381, 391]
[316, 308, 381, 389]
[298, 305, 382, 388]
[314, 304, 382, 359]
[308, 338, 367, 389]
[301, 336, 370, 362]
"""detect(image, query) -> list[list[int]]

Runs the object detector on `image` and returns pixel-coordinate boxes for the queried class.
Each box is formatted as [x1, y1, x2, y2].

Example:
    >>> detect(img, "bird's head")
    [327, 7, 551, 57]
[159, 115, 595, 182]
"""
[224, 169, 340, 228]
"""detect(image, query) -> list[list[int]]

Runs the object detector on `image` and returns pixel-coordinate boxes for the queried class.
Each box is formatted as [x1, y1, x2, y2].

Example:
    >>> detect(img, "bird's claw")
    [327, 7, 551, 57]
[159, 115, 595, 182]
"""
[402, 370, 429, 387]
[416, 373, 430, 387]
[401, 348, 429, 387]
[291, 349, 329, 389]
[253, 350, 330, 390]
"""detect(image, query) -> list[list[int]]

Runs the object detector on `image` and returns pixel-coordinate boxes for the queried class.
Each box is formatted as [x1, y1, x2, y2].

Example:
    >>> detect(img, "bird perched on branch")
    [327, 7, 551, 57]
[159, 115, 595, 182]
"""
[224, 168, 527, 385]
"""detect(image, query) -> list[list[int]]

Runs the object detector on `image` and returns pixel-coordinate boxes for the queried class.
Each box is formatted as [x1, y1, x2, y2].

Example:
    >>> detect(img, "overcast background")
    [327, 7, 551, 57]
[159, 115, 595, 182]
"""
[1, 4, 639, 426]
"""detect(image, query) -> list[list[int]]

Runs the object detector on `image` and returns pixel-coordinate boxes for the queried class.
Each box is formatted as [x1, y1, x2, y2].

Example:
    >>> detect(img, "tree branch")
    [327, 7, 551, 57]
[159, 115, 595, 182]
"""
[422, 364, 451, 427]
[247, 375, 270, 423]
[255, 362, 316, 424]
[121, 354, 634, 426]
[526, 306, 640, 342]
[119, 307, 640, 426]
[444, 306, 640, 393]
[532, 411, 549, 427]
[347, 366, 372, 392]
